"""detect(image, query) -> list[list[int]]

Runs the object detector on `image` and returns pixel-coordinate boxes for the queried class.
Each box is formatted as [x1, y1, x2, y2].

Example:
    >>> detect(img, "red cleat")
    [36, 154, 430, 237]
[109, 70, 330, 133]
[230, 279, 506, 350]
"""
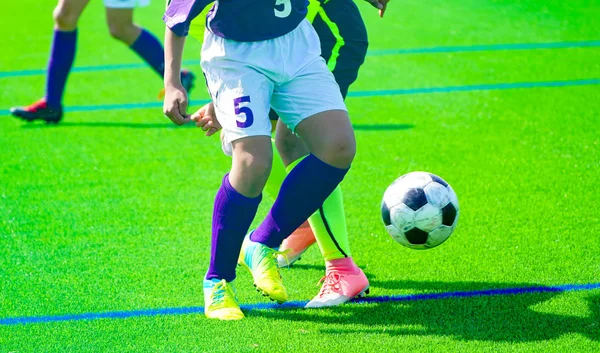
[10, 99, 63, 124]
[277, 220, 316, 267]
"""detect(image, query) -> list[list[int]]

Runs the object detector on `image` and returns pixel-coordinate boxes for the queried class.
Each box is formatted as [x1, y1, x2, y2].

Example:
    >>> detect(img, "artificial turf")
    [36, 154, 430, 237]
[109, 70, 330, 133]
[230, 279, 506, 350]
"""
[1, 0, 599, 351]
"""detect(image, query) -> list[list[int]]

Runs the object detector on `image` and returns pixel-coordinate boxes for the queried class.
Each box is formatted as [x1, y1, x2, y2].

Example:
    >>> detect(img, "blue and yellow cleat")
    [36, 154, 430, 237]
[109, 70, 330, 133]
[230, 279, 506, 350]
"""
[203, 278, 244, 320]
[238, 233, 288, 304]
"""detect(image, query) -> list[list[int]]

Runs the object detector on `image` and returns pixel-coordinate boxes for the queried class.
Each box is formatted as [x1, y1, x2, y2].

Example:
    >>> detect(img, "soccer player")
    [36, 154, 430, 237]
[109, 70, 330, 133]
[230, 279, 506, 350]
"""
[190, 0, 389, 308]
[9, 0, 195, 124]
[163, 0, 385, 320]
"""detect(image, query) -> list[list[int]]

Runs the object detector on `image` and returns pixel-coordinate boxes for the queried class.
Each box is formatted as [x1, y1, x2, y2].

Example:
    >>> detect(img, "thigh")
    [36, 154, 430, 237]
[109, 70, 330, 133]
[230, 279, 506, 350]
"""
[271, 56, 347, 133]
[103, 0, 149, 9]
[54, 0, 91, 18]
[295, 108, 355, 169]
[105, 7, 133, 25]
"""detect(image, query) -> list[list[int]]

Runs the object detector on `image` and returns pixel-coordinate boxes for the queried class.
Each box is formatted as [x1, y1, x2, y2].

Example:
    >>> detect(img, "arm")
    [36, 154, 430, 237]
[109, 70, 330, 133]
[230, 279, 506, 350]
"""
[163, 28, 190, 125]
[163, 27, 189, 125]
[162, 0, 208, 125]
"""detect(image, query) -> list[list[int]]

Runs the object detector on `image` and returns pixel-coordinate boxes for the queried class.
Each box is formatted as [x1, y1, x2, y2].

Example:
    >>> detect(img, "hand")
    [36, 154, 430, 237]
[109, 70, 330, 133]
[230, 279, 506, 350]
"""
[163, 83, 191, 126]
[191, 102, 221, 136]
[365, 0, 390, 17]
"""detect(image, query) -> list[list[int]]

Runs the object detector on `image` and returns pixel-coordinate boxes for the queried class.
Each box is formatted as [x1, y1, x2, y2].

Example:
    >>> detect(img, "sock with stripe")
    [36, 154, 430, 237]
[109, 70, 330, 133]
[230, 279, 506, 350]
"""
[284, 157, 351, 261]
[250, 154, 349, 249]
[262, 139, 287, 201]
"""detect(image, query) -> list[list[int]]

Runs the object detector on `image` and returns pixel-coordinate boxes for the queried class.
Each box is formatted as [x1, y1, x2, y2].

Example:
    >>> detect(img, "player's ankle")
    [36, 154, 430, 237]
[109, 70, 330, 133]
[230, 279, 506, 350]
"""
[325, 257, 360, 274]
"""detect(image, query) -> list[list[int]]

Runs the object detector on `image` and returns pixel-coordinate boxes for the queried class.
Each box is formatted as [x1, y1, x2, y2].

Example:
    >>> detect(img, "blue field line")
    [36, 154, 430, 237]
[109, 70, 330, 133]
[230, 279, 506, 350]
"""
[346, 78, 600, 98]
[367, 40, 600, 56]
[1, 40, 599, 79]
[59, 99, 213, 113]
[2, 78, 598, 116]
[1, 282, 599, 326]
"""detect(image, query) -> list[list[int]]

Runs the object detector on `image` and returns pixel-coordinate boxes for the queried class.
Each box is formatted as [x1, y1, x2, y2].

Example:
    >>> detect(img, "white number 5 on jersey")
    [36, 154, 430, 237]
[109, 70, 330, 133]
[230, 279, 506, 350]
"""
[274, 0, 292, 18]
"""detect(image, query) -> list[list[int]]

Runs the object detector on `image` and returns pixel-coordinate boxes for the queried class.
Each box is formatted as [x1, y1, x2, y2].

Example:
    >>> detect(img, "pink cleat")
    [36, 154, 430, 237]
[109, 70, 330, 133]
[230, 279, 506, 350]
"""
[305, 258, 369, 308]
[277, 221, 316, 267]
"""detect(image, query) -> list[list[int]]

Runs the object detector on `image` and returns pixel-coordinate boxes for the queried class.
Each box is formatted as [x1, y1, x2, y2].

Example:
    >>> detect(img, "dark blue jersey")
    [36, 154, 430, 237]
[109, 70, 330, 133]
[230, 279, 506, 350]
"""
[164, 0, 308, 42]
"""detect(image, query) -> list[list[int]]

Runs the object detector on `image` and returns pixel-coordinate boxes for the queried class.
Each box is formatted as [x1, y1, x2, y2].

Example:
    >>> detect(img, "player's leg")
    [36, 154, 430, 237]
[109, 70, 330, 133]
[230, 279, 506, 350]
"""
[316, 0, 368, 98]
[262, 113, 288, 201]
[240, 20, 361, 301]
[250, 107, 356, 250]
[104, 2, 195, 91]
[200, 32, 276, 318]
[300, 0, 371, 307]
[9, 0, 89, 123]
[263, 115, 317, 267]
[273, 0, 369, 268]
[269, 9, 369, 305]
[104, 4, 162, 75]
[242, 109, 354, 304]
[275, 120, 351, 263]
[236, 21, 357, 306]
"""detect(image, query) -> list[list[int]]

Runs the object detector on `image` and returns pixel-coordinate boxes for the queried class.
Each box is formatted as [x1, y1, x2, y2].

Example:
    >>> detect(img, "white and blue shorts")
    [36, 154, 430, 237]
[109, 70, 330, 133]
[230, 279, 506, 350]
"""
[103, 0, 150, 8]
[201, 19, 347, 154]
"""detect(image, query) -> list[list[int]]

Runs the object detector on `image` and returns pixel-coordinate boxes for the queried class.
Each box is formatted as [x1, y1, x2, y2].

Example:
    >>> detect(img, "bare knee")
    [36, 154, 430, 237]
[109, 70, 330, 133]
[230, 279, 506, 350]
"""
[295, 111, 357, 169]
[320, 135, 356, 169]
[229, 137, 273, 197]
[231, 154, 272, 197]
[53, 5, 80, 31]
[107, 22, 135, 42]
[106, 8, 140, 44]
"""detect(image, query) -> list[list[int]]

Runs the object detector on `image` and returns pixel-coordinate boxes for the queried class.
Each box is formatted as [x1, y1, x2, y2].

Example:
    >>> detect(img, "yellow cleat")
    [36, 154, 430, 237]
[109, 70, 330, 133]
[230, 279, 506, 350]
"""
[203, 279, 244, 320]
[238, 234, 288, 304]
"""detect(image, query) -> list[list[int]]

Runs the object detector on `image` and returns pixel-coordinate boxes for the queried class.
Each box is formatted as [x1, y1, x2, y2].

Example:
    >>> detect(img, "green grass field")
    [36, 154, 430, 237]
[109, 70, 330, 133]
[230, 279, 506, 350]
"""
[1, 0, 599, 351]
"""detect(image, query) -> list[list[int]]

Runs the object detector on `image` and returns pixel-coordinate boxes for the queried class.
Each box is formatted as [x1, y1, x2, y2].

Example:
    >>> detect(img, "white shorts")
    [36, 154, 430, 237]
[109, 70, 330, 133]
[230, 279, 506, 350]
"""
[104, 0, 149, 8]
[201, 20, 347, 153]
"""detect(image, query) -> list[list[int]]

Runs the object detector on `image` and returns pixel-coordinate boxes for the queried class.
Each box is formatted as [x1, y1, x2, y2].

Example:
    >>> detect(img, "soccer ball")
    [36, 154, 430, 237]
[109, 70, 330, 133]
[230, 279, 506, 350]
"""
[381, 172, 459, 249]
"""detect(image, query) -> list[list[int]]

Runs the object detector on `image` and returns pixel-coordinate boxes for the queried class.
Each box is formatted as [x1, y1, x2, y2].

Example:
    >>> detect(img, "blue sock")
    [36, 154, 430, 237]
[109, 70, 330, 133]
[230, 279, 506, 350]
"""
[206, 174, 262, 282]
[251, 154, 349, 248]
[129, 29, 165, 77]
[45, 29, 77, 108]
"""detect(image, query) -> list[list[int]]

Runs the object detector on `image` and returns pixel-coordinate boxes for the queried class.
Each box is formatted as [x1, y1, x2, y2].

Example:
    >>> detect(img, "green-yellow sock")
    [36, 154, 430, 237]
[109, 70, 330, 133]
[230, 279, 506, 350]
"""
[263, 139, 288, 200]
[286, 157, 351, 261]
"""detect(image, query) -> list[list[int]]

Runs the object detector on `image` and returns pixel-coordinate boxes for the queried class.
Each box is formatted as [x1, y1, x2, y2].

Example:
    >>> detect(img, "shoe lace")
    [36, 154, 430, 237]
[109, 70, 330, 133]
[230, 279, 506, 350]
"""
[276, 249, 292, 268]
[316, 271, 343, 297]
[211, 280, 228, 305]
[258, 246, 289, 269]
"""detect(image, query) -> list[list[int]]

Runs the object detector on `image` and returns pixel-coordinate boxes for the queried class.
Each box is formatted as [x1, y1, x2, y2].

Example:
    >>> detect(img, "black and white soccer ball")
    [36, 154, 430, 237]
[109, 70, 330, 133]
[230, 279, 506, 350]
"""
[381, 172, 459, 249]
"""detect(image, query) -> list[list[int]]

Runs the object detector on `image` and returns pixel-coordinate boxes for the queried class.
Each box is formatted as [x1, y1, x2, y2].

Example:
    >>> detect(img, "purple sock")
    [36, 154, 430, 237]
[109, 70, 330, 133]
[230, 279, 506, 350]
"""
[251, 154, 349, 248]
[129, 29, 165, 77]
[45, 29, 77, 108]
[206, 174, 262, 282]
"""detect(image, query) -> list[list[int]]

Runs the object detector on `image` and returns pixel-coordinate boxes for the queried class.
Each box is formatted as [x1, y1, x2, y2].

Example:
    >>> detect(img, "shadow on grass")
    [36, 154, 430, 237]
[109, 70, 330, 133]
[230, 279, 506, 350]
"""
[20, 122, 414, 131]
[251, 280, 600, 343]
[284, 263, 327, 271]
